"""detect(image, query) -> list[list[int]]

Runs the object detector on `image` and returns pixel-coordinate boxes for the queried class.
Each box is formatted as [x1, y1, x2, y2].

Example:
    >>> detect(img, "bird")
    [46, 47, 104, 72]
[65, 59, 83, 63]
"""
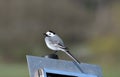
[43, 30, 81, 64]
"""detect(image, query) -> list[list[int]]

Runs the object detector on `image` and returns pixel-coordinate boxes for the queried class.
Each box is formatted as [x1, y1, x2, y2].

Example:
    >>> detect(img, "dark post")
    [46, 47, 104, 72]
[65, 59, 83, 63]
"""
[44, 54, 59, 59]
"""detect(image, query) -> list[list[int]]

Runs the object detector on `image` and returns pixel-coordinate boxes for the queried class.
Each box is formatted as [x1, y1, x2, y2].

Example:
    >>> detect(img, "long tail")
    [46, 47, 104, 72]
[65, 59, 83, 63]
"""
[64, 50, 85, 73]
[64, 51, 81, 64]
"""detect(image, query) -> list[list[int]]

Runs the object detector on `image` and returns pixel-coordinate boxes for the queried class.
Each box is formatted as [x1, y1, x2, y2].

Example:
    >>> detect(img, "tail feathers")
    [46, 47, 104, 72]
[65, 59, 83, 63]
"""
[64, 51, 84, 73]
[64, 51, 81, 64]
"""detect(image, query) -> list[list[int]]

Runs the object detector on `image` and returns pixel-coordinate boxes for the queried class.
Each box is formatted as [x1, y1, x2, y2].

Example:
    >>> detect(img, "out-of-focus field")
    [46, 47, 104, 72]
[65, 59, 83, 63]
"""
[103, 66, 120, 77]
[97, 62, 120, 77]
[0, 63, 29, 77]
[0, 0, 120, 77]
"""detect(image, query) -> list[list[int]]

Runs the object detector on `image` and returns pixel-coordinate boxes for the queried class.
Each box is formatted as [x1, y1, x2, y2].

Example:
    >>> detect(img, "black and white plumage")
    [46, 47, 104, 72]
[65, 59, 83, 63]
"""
[44, 30, 81, 64]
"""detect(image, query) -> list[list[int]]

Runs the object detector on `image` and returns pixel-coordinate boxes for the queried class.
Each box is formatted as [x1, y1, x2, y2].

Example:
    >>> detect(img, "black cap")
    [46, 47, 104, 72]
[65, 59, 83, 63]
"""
[48, 30, 56, 34]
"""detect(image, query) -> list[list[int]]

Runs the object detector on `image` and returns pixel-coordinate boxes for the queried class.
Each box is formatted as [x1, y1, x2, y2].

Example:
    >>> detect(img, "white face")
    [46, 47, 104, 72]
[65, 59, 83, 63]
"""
[46, 31, 55, 37]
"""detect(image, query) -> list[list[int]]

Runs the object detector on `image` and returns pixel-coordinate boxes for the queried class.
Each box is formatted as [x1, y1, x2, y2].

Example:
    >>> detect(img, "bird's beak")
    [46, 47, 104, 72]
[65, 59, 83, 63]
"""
[43, 33, 47, 36]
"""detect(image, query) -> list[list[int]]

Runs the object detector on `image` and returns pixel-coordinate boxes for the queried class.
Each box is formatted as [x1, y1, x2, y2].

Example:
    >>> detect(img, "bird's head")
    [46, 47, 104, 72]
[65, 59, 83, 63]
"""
[44, 30, 56, 37]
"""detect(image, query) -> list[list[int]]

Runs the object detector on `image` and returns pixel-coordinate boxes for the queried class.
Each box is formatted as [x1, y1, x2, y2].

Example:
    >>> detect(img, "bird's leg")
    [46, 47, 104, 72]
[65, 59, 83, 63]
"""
[53, 51, 58, 54]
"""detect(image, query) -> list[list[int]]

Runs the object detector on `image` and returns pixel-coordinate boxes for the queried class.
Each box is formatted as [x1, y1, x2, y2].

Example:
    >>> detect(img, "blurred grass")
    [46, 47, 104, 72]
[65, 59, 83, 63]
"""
[104, 67, 120, 77]
[90, 60, 120, 77]
[102, 63, 120, 77]
[89, 36, 120, 53]
[0, 63, 29, 77]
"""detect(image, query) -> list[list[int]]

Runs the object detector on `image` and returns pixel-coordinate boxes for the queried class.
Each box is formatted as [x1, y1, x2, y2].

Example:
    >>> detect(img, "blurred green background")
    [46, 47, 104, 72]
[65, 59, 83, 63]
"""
[0, 0, 120, 77]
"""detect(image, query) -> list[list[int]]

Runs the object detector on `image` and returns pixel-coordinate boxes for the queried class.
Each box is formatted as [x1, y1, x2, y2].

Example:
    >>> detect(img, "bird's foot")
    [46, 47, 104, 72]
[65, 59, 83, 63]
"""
[53, 51, 58, 54]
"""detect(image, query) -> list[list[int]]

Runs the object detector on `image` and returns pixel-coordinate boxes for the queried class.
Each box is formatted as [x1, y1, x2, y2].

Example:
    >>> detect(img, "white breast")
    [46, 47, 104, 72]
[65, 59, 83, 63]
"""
[45, 37, 58, 51]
